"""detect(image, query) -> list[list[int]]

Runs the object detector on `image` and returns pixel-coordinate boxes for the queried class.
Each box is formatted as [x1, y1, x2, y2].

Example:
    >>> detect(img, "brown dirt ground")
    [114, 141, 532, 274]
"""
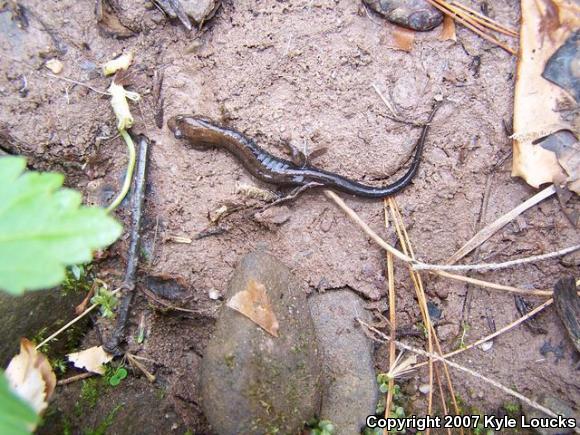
[1, 0, 579, 433]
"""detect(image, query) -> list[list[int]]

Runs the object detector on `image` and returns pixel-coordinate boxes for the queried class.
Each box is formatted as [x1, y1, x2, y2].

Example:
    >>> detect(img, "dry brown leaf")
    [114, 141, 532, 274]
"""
[440, 14, 457, 41]
[227, 279, 279, 337]
[95, 0, 134, 38]
[512, 0, 580, 194]
[67, 345, 113, 375]
[388, 25, 415, 52]
[5, 338, 56, 414]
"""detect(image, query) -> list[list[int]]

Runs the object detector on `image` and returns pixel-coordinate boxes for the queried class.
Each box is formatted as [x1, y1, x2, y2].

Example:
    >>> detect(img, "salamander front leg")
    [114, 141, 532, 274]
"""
[282, 142, 328, 167]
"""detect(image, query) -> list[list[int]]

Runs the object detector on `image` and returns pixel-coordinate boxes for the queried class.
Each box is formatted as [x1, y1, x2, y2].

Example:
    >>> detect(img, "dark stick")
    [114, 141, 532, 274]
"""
[104, 135, 149, 355]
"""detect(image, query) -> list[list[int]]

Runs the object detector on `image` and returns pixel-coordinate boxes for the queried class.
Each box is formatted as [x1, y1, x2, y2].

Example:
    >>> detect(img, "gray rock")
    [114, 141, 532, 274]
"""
[522, 395, 579, 435]
[201, 251, 322, 435]
[362, 0, 443, 31]
[0, 288, 87, 366]
[309, 290, 378, 435]
[180, 0, 220, 24]
[436, 323, 458, 342]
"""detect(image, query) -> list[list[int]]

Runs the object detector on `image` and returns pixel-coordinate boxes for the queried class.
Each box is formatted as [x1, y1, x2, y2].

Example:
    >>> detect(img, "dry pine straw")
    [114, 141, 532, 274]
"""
[322, 189, 575, 425]
[426, 0, 518, 55]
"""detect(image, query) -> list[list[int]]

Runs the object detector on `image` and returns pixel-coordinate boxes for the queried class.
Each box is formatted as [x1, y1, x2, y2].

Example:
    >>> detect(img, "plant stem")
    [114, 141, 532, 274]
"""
[106, 129, 136, 213]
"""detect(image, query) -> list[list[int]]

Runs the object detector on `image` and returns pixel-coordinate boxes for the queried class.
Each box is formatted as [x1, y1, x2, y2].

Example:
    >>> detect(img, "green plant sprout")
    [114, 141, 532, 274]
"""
[370, 376, 407, 434]
[91, 284, 118, 318]
[307, 419, 335, 435]
[106, 366, 128, 387]
[455, 322, 471, 350]
[83, 404, 123, 435]
[51, 358, 68, 375]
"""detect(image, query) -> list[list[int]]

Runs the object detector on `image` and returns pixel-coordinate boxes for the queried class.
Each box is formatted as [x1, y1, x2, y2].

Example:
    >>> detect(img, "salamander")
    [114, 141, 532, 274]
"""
[167, 104, 439, 199]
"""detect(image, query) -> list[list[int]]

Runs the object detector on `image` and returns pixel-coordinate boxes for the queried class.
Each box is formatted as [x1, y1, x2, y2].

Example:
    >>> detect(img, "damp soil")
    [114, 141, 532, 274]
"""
[1, 0, 578, 433]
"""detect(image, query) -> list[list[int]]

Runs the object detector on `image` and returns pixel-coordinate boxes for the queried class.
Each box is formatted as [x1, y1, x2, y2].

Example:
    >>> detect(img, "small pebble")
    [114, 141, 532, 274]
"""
[45, 59, 63, 74]
[419, 384, 431, 395]
[480, 341, 493, 352]
[208, 288, 221, 300]
[362, 0, 443, 31]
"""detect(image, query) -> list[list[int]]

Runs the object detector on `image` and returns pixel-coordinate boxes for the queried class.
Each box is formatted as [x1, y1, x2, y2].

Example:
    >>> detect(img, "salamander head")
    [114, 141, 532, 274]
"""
[167, 114, 192, 139]
[168, 115, 219, 141]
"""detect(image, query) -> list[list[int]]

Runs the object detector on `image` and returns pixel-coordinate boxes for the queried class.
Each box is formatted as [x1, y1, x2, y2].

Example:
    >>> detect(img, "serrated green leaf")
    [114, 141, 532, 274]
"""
[0, 157, 123, 294]
[0, 371, 38, 435]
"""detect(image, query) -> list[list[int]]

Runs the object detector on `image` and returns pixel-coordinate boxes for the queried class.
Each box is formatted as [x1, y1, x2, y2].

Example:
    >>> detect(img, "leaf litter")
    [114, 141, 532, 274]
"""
[5, 338, 56, 415]
[512, 0, 580, 194]
[226, 279, 280, 337]
[67, 346, 114, 375]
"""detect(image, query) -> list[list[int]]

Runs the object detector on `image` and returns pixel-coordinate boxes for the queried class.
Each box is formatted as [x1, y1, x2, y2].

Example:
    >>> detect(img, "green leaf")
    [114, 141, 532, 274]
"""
[0, 157, 122, 294]
[0, 371, 38, 435]
[115, 368, 127, 380]
[318, 420, 334, 434]
[91, 287, 118, 318]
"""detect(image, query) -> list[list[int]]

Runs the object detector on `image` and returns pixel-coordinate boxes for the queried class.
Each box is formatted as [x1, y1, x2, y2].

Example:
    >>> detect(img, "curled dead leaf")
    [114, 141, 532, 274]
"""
[226, 279, 280, 337]
[95, 0, 134, 39]
[5, 338, 56, 414]
[512, 0, 580, 194]
[67, 345, 113, 375]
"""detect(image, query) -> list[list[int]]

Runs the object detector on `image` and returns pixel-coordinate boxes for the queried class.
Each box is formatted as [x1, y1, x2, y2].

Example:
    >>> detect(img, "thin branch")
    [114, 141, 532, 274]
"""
[43, 73, 110, 96]
[433, 270, 553, 297]
[358, 318, 560, 419]
[387, 199, 436, 425]
[127, 353, 156, 383]
[324, 189, 578, 274]
[414, 244, 580, 272]
[36, 288, 122, 350]
[447, 185, 556, 264]
[105, 135, 149, 355]
[389, 199, 462, 426]
[57, 372, 96, 386]
[324, 190, 413, 263]
[411, 298, 554, 370]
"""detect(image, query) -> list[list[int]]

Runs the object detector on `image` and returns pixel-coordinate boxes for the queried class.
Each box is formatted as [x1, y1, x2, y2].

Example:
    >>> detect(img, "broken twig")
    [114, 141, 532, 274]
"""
[105, 135, 149, 355]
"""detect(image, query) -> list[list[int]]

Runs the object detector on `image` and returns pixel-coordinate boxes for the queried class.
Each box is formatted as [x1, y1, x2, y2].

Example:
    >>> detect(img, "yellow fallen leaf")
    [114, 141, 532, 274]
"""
[227, 279, 279, 337]
[5, 338, 56, 414]
[103, 52, 133, 76]
[67, 345, 113, 375]
[512, 0, 580, 194]
[108, 81, 140, 130]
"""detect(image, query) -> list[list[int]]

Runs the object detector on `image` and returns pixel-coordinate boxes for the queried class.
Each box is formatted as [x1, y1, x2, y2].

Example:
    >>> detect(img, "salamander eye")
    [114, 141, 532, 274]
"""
[174, 127, 183, 139]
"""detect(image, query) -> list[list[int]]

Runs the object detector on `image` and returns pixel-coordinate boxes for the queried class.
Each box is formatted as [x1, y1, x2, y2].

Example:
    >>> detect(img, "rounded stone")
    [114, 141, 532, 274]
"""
[200, 251, 322, 434]
[309, 290, 378, 434]
[363, 0, 443, 31]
